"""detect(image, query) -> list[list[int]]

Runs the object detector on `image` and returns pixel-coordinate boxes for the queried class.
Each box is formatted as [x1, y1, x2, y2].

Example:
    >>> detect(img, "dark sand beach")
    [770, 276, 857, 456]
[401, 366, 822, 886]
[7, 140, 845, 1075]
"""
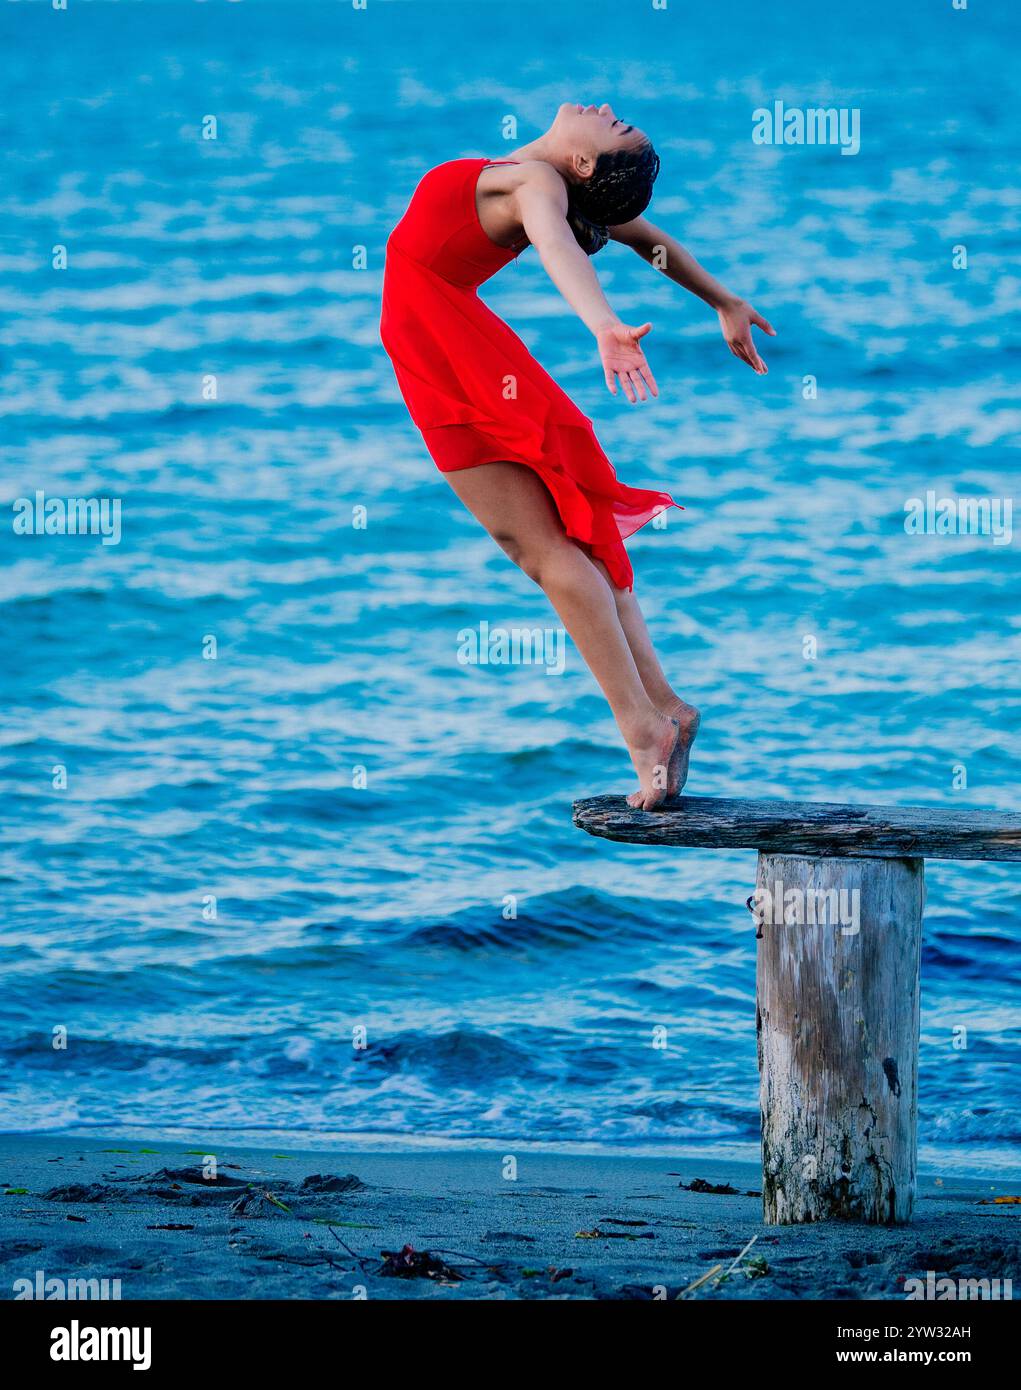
[1, 1135, 1017, 1301]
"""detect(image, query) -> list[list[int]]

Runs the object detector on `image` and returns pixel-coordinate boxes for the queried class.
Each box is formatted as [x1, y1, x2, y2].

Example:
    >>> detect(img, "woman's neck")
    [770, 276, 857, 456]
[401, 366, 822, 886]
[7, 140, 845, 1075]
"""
[508, 133, 569, 176]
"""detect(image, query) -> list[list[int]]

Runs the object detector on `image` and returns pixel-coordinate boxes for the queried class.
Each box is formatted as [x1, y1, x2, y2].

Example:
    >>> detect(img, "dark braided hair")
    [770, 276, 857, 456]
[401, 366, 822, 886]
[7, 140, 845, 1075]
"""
[566, 140, 660, 256]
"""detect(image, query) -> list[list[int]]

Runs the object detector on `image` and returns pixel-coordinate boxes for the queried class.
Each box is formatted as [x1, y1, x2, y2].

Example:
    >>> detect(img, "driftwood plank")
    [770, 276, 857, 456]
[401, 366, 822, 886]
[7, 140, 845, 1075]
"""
[572, 794, 1021, 862]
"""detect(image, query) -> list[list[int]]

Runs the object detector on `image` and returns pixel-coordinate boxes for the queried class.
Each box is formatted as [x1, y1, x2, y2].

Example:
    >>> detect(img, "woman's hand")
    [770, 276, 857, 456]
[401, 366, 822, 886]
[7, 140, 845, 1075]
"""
[596, 321, 659, 403]
[717, 299, 776, 374]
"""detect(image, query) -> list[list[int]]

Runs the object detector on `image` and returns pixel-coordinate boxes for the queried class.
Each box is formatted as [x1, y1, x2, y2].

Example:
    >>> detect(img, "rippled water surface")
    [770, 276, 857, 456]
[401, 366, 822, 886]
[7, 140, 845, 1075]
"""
[1, 0, 1019, 1173]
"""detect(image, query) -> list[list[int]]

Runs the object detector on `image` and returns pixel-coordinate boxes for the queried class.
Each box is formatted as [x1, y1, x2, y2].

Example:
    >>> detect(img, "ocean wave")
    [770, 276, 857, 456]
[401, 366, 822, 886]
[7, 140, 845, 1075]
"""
[0, 0, 1017, 1162]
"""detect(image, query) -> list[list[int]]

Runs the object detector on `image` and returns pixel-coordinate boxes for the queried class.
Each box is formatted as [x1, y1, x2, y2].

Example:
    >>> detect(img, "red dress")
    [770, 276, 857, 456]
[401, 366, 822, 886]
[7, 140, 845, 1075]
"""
[379, 157, 678, 591]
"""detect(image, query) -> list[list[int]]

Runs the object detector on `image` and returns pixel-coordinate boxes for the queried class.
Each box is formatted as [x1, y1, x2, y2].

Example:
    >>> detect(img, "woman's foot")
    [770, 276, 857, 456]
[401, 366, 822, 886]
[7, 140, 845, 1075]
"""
[660, 698, 701, 797]
[624, 713, 680, 811]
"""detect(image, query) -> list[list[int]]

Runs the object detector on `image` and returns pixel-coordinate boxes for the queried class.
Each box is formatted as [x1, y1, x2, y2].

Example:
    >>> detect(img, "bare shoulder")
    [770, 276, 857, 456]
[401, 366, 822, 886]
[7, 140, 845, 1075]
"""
[475, 159, 569, 247]
[480, 158, 567, 208]
[512, 160, 568, 207]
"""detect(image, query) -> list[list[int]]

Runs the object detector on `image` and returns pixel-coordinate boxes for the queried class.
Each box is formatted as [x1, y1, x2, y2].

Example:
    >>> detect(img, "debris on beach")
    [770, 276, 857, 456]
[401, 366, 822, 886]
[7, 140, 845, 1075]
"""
[131, 1166, 247, 1186]
[299, 1173, 365, 1194]
[146, 1223, 196, 1231]
[228, 1189, 292, 1218]
[310, 1217, 378, 1229]
[977, 1195, 1021, 1205]
[678, 1263, 724, 1297]
[681, 1178, 740, 1195]
[678, 1235, 768, 1297]
[378, 1244, 463, 1281]
[41, 1183, 117, 1203]
[98, 1166, 263, 1206]
[521, 1264, 574, 1283]
[575, 1227, 654, 1240]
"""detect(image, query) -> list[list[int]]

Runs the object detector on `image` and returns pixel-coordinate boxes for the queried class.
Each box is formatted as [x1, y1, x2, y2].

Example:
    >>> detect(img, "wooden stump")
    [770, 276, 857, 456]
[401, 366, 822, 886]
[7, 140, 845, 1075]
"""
[754, 852, 924, 1224]
[572, 793, 1020, 1224]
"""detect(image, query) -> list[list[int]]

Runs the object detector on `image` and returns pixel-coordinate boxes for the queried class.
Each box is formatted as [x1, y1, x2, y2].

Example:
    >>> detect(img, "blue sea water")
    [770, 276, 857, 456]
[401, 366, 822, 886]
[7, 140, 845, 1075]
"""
[0, 0, 1019, 1175]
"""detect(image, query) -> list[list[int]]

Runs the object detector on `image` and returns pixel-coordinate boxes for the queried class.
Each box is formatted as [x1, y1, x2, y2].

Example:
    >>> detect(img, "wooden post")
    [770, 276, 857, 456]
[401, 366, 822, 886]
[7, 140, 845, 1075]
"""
[572, 793, 1021, 1225]
[754, 852, 923, 1224]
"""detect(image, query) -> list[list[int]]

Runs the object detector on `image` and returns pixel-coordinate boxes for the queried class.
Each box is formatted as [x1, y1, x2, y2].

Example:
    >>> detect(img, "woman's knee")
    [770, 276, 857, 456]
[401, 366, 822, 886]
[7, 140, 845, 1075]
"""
[491, 529, 548, 584]
[590, 555, 630, 607]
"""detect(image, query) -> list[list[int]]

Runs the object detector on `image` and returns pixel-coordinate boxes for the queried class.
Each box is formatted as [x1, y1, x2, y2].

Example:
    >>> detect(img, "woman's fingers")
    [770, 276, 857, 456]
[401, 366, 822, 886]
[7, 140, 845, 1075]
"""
[730, 335, 767, 374]
[720, 305, 774, 373]
[741, 332, 767, 373]
[600, 328, 658, 401]
[619, 369, 638, 403]
[638, 361, 659, 397]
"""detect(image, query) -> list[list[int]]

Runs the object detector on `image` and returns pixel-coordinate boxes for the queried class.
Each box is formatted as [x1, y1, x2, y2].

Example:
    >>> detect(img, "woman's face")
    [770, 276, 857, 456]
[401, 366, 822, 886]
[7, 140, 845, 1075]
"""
[553, 101, 648, 162]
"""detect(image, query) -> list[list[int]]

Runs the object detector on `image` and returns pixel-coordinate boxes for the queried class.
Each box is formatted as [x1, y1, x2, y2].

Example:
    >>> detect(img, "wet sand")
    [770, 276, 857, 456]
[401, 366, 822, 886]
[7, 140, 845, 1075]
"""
[1, 1134, 1017, 1301]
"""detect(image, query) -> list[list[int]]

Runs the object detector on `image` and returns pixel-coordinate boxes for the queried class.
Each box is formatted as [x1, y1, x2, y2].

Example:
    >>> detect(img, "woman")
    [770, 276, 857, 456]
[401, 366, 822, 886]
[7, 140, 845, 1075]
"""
[380, 102, 774, 809]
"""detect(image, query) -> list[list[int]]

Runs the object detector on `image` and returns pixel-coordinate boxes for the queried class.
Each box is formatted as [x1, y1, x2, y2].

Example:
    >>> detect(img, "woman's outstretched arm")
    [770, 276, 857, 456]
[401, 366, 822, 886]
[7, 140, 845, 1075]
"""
[609, 216, 776, 375]
[515, 165, 658, 403]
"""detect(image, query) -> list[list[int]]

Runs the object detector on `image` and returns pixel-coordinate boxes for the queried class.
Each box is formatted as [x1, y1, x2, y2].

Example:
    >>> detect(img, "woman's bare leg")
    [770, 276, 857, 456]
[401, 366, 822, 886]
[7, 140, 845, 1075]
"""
[589, 557, 701, 796]
[443, 461, 678, 809]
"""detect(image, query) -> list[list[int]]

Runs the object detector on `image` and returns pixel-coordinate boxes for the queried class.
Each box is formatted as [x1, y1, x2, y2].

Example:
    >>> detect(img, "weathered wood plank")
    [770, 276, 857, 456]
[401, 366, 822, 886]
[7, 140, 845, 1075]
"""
[572, 794, 1021, 862]
[755, 853, 923, 1224]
